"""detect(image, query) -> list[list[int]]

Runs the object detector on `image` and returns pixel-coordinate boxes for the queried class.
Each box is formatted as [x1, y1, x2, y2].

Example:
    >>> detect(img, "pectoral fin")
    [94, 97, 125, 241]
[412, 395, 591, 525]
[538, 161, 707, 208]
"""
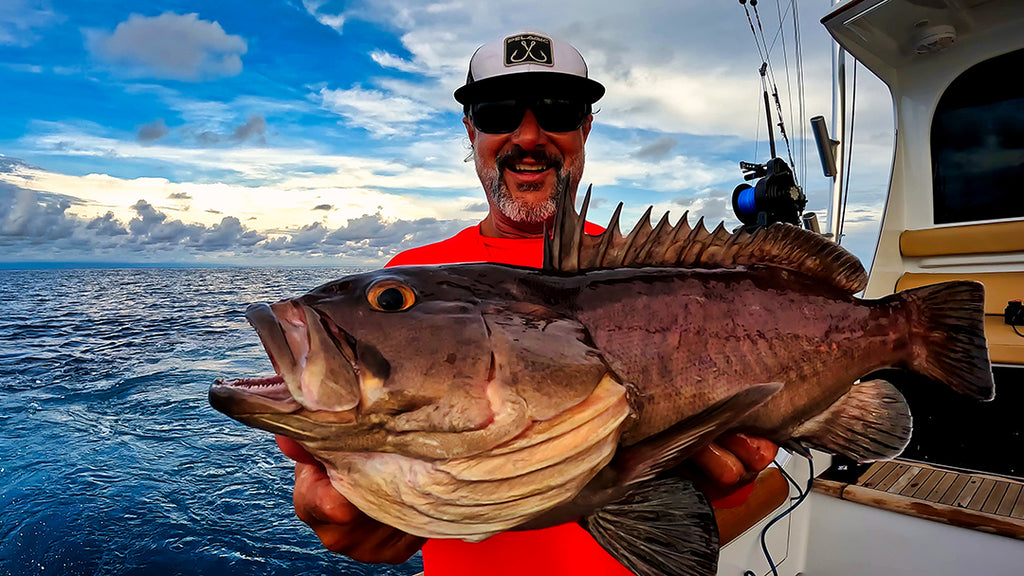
[581, 476, 719, 576]
[615, 383, 783, 485]
[790, 378, 912, 462]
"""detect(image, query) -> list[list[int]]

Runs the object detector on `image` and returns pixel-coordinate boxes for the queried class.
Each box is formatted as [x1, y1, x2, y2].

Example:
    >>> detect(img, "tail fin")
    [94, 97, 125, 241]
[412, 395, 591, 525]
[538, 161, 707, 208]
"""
[898, 280, 994, 400]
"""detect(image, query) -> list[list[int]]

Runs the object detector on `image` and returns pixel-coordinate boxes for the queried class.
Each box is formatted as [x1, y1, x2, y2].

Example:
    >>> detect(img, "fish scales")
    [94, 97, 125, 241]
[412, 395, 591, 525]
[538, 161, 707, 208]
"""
[564, 266, 912, 443]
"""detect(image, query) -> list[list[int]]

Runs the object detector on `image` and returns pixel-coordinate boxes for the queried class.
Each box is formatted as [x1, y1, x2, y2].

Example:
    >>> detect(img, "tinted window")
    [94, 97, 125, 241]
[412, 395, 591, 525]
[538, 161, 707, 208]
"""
[932, 47, 1024, 224]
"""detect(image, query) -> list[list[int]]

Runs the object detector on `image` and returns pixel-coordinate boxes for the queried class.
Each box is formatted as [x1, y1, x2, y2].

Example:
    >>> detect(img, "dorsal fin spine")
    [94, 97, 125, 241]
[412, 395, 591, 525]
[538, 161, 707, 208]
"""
[543, 185, 868, 293]
[599, 204, 624, 268]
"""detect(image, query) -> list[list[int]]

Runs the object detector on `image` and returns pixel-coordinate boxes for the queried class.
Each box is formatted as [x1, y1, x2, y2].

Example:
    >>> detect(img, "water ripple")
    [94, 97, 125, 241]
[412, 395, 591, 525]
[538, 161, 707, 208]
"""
[0, 267, 420, 576]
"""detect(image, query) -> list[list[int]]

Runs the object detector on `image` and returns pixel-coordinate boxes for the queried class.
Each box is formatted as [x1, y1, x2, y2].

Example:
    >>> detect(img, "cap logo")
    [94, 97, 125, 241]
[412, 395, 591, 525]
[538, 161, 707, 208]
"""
[504, 34, 553, 67]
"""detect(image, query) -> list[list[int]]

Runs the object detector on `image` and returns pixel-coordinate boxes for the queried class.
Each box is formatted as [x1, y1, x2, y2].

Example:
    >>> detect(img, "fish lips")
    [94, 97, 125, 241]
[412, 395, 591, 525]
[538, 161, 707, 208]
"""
[250, 301, 362, 413]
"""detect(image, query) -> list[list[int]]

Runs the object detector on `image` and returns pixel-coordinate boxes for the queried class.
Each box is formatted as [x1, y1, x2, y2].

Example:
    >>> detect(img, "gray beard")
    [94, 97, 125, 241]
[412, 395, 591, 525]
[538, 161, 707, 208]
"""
[486, 171, 568, 224]
[478, 157, 583, 224]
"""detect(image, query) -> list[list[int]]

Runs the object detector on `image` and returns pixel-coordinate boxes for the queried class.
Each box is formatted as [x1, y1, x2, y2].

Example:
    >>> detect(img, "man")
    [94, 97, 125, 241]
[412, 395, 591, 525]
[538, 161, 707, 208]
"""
[276, 31, 778, 574]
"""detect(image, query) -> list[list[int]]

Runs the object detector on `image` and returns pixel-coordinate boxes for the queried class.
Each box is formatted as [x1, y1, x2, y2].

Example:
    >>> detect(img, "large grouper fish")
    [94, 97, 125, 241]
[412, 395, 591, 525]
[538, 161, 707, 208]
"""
[210, 185, 994, 576]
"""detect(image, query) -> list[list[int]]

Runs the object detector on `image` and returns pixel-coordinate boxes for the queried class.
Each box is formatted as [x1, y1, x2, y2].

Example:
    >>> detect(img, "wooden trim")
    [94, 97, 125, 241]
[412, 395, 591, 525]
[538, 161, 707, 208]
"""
[900, 221, 1024, 257]
[814, 460, 1024, 541]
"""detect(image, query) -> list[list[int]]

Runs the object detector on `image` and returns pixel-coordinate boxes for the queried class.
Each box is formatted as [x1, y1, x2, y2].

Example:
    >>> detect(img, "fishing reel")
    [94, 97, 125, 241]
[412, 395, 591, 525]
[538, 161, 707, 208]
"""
[732, 157, 807, 228]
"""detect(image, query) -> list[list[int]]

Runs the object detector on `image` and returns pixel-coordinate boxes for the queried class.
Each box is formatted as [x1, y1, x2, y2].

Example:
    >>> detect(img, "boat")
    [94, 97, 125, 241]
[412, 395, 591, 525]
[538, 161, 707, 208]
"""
[715, 0, 1024, 573]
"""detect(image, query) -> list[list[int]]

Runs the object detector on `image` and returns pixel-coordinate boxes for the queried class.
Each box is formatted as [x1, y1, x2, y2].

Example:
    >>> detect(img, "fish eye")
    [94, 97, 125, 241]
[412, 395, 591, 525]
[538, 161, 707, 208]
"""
[366, 280, 416, 312]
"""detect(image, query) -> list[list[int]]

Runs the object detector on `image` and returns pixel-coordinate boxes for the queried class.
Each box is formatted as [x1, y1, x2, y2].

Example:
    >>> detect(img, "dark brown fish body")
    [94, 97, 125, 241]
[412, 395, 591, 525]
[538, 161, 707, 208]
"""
[210, 188, 993, 576]
[561, 266, 905, 443]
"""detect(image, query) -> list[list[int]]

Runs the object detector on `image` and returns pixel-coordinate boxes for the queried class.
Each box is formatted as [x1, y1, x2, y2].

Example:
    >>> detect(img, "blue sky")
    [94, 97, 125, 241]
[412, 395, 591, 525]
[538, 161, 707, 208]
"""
[0, 0, 893, 266]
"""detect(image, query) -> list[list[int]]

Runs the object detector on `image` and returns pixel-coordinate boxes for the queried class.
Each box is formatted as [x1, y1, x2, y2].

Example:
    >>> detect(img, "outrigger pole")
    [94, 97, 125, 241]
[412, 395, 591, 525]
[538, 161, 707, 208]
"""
[828, 0, 847, 243]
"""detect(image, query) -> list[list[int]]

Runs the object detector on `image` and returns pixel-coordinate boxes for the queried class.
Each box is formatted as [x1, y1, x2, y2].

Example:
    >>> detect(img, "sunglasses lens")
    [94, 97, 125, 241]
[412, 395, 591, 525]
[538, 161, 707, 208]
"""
[471, 98, 588, 134]
[533, 99, 588, 132]
[471, 100, 525, 134]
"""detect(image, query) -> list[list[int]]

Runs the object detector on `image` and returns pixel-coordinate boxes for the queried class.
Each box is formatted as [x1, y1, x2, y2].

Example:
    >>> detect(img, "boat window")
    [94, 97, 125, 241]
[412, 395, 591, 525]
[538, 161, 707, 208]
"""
[932, 47, 1024, 224]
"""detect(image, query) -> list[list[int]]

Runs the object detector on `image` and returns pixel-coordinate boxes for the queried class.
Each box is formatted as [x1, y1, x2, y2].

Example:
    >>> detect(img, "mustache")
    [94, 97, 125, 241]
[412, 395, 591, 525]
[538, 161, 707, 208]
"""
[496, 146, 564, 173]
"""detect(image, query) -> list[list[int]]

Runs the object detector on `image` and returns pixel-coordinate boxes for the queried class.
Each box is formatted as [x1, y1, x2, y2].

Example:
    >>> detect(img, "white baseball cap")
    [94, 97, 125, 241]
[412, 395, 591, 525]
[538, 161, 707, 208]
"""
[454, 32, 605, 105]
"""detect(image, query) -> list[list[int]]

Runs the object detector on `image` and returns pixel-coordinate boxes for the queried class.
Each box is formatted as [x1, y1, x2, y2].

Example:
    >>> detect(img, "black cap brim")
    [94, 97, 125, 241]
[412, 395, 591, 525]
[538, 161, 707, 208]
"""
[454, 72, 605, 105]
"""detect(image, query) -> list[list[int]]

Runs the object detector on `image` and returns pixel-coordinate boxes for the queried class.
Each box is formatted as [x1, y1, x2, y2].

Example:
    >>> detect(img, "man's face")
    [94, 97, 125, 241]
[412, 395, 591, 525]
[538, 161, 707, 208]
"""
[465, 103, 592, 226]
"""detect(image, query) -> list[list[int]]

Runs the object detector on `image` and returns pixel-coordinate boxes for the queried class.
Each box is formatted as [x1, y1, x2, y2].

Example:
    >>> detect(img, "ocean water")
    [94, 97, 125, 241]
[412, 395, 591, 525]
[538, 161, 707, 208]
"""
[0, 267, 423, 576]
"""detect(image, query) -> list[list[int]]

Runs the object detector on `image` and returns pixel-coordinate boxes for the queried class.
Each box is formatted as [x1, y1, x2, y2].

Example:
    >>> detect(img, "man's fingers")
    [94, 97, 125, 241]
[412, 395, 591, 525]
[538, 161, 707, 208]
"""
[691, 442, 745, 486]
[718, 433, 779, 473]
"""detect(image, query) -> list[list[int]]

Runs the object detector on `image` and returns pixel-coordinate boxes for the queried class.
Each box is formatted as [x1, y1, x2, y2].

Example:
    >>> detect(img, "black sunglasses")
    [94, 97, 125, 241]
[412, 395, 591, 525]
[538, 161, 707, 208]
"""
[469, 98, 590, 134]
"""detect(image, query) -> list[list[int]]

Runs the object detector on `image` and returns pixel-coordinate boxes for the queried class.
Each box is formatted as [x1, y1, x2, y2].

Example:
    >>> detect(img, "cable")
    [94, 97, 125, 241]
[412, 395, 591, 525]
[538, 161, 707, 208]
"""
[743, 454, 815, 576]
[1013, 324, 1023, 338]
[775, 458, 805, 501]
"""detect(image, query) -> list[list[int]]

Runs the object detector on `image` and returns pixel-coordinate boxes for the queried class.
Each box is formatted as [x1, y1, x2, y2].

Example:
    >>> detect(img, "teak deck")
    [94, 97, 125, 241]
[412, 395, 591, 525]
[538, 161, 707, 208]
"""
[814, 459, 1024, 541]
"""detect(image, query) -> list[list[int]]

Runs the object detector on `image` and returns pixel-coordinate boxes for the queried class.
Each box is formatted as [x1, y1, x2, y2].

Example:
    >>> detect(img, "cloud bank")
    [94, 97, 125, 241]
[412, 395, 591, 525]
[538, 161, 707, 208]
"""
[0, 177, 472, 265]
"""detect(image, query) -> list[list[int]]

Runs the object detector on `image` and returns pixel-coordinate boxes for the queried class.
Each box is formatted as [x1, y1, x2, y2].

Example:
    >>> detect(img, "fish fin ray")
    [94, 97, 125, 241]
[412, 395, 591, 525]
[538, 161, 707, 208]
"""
[615, 383, 782, 485]
[581, 477, 719, 576]
[898, 280, 994, 400]
[543, 185, 867, 293]
[791, 379, 912, 463]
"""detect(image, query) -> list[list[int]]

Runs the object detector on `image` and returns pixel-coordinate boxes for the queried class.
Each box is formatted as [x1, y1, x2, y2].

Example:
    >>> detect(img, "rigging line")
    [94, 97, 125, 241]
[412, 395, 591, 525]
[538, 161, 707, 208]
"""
[767, 0, 795, 53]
[774, 0, 799, 178]
[743, 0, 797, 172]
[751, 0, 797, 173]
[753, 0, 783, 90]
[793, 0, 806, 189]
[838, 59, 858, 245]
[742, 1, 768, 65]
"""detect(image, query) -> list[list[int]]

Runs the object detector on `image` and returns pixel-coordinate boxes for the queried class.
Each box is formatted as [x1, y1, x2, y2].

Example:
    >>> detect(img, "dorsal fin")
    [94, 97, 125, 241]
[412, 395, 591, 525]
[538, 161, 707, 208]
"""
[543, 184, 868, 294]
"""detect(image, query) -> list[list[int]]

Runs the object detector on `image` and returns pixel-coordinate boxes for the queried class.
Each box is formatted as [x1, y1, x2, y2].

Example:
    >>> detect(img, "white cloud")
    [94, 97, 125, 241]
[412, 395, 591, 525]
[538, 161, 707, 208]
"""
[0, 0, 61, 46]
[87, 13, 247, 80]
[370, 50, 420, 74]
[317, 86, 437, 136]
[303, 0, 346, 33]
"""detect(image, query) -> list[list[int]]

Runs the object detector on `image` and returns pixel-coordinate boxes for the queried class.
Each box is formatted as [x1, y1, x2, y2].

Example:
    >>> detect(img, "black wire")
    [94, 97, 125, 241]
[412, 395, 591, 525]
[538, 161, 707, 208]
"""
[743, 2, 768, 64]
[774, 458, 805, 500]
[743, 454, 815, 576]
[1013, 324, 1024, 338]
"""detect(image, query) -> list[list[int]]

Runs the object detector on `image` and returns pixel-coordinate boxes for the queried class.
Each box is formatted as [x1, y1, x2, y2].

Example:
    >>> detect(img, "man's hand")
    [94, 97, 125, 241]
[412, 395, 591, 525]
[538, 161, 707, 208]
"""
[277, 436, 426, 564]
[689, 433, 778, 501]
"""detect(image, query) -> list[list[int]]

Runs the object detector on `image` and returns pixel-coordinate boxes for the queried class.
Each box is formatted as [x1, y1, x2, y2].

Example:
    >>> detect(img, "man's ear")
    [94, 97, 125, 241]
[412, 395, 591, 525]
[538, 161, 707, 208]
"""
[463, 117, 476, 145]
[581, 114, 593, 142]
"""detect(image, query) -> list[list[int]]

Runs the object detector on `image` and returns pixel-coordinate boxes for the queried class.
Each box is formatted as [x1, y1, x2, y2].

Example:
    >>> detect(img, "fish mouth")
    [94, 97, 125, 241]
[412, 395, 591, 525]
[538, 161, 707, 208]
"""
[210, 301, 362, 421]
[209, 374, 300, 415]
